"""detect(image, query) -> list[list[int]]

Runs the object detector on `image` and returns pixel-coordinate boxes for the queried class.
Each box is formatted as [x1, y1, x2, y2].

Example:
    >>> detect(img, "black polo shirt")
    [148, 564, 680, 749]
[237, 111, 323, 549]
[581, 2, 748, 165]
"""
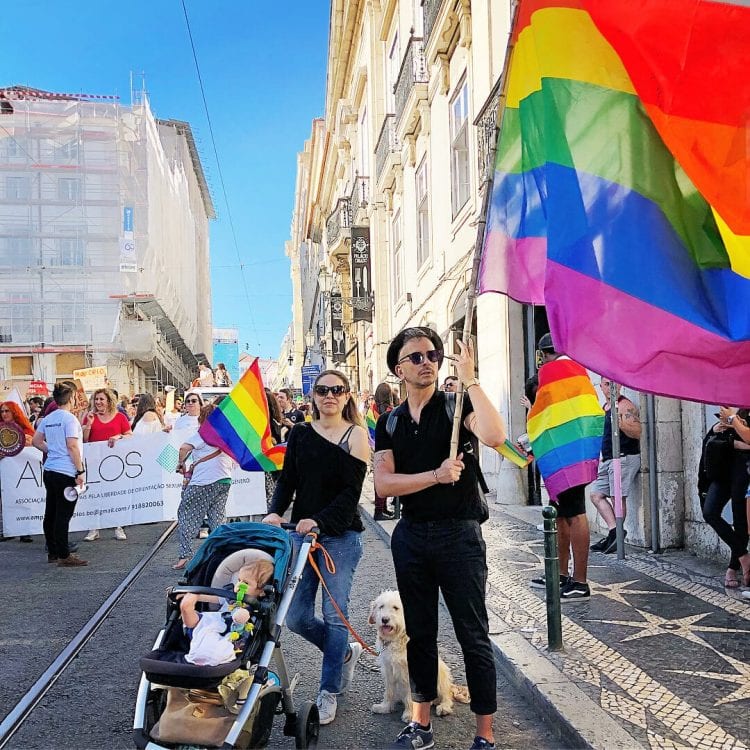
[374, 389, 481, 522]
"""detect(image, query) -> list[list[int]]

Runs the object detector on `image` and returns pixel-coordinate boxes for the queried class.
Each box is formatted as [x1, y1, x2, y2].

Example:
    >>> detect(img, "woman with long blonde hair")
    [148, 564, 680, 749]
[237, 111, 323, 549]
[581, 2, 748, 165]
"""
[263, 369, 369, 726]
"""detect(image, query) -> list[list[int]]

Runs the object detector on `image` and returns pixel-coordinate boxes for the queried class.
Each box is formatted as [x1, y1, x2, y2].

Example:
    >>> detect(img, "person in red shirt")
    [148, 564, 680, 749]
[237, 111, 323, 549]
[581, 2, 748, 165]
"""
[81, 388, 133, 542]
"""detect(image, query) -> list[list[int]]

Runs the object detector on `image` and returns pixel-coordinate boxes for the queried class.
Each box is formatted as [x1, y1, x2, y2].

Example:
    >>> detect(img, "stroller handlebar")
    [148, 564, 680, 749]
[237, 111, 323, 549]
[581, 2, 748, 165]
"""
[280, 522, 320, 536]
[168, 585, 260, 609]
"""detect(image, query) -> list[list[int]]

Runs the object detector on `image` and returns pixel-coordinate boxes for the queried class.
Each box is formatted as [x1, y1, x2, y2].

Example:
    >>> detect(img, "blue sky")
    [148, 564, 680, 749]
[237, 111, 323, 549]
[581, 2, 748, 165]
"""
[2, 1, 330, 360]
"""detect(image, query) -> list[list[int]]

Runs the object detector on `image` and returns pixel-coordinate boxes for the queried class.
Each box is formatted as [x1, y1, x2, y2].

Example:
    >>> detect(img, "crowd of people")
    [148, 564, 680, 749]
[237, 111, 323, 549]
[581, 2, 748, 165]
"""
[3, 335, 748, 749]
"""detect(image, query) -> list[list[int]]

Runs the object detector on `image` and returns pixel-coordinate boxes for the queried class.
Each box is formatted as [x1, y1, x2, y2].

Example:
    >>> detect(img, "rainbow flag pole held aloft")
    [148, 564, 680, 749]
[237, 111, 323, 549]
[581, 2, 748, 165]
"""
[527, 357, 604, 502]
[478, 0, 750, 406]
[199, 359, 285, 472]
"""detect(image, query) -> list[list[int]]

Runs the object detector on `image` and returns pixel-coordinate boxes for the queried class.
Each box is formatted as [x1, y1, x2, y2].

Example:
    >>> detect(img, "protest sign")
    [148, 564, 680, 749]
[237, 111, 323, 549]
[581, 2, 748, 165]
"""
[0, 430, 266, 536]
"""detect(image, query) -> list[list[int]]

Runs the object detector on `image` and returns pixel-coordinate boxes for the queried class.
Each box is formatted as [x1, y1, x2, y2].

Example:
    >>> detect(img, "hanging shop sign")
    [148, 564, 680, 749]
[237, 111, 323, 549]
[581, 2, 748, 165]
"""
[350, 226, 373, 323]
[330, 292, 346, 364]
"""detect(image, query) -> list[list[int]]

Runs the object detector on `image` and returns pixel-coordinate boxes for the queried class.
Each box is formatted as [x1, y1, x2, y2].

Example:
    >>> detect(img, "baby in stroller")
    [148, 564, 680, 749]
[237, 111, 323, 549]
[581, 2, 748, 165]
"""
[179, 558, 274, 667]
[135, 522, 321, 750]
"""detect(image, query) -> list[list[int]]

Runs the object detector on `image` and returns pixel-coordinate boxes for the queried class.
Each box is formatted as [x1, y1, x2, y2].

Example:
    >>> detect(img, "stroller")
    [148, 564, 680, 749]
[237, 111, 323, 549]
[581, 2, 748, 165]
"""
[133, 522, 320, 749]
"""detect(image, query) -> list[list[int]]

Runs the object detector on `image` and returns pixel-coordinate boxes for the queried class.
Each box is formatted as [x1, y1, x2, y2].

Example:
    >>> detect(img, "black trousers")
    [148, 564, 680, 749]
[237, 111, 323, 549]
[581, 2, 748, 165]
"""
[701, 452, 749, 569]
[43, 470, 77, 558]
[391, 518, 497, 716]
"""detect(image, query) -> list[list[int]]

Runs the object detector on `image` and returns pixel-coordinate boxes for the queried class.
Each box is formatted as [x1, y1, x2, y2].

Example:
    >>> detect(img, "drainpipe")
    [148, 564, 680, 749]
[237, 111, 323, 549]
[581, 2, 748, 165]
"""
[645, 394, 661, 553]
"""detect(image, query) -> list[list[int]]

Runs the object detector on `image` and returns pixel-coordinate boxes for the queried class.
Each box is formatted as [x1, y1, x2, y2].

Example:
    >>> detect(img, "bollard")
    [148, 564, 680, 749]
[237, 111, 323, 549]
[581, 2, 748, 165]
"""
[543, 505, 564, 651]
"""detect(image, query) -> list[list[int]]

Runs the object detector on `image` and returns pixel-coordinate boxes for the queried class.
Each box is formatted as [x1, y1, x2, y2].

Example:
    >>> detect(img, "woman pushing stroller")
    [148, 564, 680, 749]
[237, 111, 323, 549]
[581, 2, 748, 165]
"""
[263, 369, 369, 726]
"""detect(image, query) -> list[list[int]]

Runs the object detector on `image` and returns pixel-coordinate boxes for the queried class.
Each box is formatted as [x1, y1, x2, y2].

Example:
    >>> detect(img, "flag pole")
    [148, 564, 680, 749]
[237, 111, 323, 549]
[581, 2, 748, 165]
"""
[450, 0, 520, 460]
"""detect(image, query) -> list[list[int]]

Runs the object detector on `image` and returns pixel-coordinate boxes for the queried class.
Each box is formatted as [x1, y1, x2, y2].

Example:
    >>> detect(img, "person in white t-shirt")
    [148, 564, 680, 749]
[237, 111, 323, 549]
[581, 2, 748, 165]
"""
[32, 382, 88, 567]
[173, 393, 202, 432]
[131, 393, 166, 435]
[197, 364, 215, 388]
[172, 402, 236, 569]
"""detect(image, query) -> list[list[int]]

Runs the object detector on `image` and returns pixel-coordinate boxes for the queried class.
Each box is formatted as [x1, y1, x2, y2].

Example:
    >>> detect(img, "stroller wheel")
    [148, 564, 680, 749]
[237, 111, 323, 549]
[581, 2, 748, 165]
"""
[295, 700, 319, 749]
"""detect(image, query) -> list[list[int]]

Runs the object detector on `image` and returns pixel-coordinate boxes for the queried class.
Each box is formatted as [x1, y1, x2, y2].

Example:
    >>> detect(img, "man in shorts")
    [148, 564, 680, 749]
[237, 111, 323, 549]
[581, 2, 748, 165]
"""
[529, 334, 603, 600]
[590, 379, 641, 554]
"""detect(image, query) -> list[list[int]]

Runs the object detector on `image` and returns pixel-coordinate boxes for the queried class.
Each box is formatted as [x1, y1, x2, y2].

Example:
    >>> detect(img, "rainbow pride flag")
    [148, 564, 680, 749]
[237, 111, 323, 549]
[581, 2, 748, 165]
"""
[496, 440, 532, 469]
[527, 357, 604, 501]
[365, 404, 380, 450]
[479, 0, 750, 406]
[199, 359, 285, 472]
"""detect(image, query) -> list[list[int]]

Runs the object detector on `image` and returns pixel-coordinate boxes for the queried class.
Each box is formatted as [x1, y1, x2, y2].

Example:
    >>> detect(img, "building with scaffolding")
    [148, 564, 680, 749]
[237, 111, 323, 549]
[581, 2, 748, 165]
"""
[0, 85, 214, 396]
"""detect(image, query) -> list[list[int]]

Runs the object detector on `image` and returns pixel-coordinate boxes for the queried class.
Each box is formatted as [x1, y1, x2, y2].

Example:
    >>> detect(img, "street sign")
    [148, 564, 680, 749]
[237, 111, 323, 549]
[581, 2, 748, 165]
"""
[301, 364, 321, 396]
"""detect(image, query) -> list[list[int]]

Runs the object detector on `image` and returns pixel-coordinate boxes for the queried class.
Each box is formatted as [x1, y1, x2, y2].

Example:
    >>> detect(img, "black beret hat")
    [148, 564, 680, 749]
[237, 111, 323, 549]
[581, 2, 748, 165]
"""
[386, 327, 445, 374]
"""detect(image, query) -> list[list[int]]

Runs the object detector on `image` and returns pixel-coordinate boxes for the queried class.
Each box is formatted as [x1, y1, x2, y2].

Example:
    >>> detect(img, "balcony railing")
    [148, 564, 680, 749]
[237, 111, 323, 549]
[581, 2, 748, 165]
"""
[375, 115, 400, 183]
[476, 80, 504, 186]
[325, 198, 351, 247]
[395, 38, 429, 125]
[423, 0, 445, 46]
[349, 175, 369, 212]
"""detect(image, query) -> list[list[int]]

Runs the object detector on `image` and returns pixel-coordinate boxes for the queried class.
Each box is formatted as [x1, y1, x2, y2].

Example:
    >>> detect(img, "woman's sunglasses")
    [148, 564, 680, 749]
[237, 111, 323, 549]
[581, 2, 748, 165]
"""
[397, 350, 443, 366]
[314, 385, 347, 397]
[185, 399, 201, 405]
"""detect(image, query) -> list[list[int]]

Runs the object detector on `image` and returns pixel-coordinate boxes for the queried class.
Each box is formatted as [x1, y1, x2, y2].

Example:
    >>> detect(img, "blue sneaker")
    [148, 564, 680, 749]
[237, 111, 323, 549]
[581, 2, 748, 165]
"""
[389, 722, 434, 749]
[469, 737, 496, 750]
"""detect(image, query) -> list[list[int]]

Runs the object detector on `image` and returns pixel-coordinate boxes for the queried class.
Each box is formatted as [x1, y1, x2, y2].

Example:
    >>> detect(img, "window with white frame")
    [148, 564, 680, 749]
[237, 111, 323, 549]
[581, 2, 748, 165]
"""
[391, 210, 403, 303]
[58, 237, 84, 266]
[416, 157, 430, 269]
[5, 176, 29, 199]
[386, 33, 400, 114]
[450, 78, 471, 217]
[58, 177, 81, 202]
[1, 236, 31, 265]
[57, 139, 80, 161]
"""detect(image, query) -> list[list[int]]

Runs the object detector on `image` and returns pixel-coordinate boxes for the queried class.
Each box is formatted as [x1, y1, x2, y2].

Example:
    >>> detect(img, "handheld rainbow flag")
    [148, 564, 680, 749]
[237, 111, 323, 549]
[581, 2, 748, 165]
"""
[365, 404, 381, 450]
[527, 357, 604, 501]
[496, 440, 532, 469]
[479, 0, 750, 406]
[199, 359, 285, 472]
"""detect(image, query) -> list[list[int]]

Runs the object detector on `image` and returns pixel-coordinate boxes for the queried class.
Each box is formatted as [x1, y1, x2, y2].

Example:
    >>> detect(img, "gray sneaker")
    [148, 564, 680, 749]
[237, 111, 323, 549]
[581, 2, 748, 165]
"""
[316, 689, 337, 725]
[389, 722, 434, 749]
[340, 642, 363, 693]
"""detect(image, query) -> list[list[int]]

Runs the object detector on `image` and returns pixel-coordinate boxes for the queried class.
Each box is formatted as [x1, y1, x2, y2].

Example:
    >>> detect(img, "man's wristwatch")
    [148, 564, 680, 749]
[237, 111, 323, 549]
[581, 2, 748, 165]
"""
[463, 378, 481, 389]
[75, 469, 86, 476]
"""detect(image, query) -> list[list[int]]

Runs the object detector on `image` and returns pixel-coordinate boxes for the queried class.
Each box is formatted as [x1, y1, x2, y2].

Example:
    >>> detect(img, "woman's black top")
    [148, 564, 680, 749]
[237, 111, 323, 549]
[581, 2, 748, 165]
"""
[269, 423, 366, 536]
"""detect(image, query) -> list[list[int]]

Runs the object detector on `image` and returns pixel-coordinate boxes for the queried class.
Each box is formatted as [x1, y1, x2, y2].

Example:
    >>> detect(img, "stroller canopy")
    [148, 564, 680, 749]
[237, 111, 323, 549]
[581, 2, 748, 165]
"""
[184, 522, 292, 590]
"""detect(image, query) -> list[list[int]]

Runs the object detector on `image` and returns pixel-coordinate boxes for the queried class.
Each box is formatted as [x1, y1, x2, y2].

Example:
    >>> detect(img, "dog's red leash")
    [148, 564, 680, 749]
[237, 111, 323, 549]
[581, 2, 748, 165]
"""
[305, 536, 377, 656]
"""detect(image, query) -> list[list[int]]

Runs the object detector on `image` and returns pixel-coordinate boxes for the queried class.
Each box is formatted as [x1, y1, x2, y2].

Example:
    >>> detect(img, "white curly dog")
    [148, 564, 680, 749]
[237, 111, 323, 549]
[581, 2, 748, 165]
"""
[369, 589, 470, 722]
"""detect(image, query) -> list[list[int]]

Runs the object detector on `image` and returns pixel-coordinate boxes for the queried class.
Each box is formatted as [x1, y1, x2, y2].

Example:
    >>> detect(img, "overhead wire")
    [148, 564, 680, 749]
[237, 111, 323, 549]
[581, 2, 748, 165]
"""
[180, 0, 262, 352]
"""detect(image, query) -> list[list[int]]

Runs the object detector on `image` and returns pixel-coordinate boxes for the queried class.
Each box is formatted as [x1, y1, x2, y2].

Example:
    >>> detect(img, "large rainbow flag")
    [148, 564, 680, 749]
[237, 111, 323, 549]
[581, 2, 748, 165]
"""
[527, 357, 604, 501]
[199, 359, 285, 472]
[479, 0, 750, 406]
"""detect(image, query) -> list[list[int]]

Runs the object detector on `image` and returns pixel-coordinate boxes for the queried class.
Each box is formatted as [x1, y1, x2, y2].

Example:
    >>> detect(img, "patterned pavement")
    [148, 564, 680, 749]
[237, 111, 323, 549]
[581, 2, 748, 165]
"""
[361, 476, 750, 749]
[482, 509, 750, 750]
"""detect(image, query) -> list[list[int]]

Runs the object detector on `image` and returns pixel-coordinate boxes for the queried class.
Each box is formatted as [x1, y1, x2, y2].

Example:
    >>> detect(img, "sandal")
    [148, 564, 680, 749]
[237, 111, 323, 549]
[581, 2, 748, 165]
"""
[724, 570, 740, 589]
[171, 558, 189, 570]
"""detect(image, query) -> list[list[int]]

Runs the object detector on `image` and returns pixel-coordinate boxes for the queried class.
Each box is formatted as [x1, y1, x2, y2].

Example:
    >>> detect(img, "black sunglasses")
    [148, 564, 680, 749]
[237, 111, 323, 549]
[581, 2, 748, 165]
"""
[314, 384, 347, 397]
[185, 399, 201, 404]
[397, 350, 443, 366]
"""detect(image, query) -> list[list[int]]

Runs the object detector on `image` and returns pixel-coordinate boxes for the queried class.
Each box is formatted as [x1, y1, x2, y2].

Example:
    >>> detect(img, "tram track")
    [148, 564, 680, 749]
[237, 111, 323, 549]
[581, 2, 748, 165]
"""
[0, 522, 177, 750]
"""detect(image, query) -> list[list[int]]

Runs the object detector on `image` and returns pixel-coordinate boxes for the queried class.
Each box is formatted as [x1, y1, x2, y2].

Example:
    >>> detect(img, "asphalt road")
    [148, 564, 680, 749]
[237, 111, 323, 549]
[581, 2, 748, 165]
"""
[0, 517, 560, 750]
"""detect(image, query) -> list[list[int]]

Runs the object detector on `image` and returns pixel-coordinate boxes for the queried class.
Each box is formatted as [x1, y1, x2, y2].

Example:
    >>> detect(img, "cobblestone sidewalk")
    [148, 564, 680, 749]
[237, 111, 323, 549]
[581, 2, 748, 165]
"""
[361, 478, 750, 750]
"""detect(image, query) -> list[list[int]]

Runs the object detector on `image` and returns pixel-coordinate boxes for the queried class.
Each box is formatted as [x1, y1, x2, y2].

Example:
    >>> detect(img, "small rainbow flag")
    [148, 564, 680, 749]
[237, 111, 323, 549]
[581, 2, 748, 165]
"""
[496, 440, 532, 469]
[365, 404, 381, 450]
[199, 359, 285, 472]
[527, 357, 604, 501]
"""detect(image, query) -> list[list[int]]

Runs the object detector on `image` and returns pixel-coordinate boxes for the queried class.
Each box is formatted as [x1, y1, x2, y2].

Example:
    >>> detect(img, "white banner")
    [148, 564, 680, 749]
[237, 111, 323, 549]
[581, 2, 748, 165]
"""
[0, 430, 267, 536]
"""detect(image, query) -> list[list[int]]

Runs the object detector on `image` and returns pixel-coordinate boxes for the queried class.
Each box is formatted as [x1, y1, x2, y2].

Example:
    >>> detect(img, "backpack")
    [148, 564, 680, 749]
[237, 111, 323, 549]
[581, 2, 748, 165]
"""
[385, 392, 490, 523]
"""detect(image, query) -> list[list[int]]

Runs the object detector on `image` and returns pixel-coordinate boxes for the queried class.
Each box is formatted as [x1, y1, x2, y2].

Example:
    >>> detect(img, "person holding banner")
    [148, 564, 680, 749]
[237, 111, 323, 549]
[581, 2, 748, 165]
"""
[0, 402, 35, 543]
[31, 382, 88, 567]
[172, 403, 236, 570]
[81, 388, 133, 542]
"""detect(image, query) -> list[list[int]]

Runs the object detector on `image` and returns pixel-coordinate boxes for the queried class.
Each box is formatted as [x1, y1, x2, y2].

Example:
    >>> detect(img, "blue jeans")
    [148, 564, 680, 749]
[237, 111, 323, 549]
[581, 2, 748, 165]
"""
[286, 530, 363, 693]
